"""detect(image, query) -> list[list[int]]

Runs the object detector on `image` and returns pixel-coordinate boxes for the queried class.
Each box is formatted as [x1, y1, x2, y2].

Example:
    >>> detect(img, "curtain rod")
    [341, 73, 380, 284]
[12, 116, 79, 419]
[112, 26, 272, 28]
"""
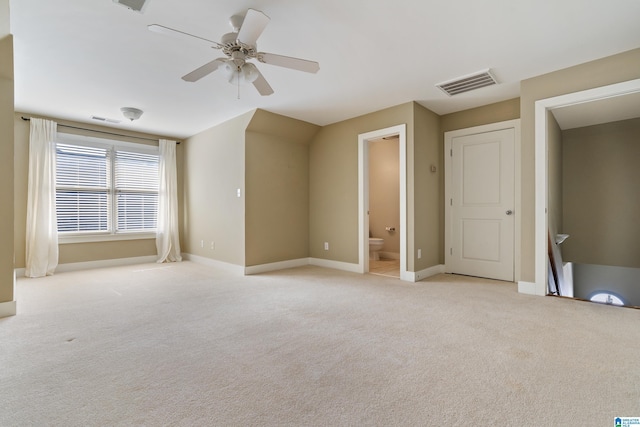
[20, 116, 180, 144]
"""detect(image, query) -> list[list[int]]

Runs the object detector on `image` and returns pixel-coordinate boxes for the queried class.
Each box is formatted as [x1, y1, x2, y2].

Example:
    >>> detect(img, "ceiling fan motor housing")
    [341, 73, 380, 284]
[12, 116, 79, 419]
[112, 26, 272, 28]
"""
[221, 32, 257, 58]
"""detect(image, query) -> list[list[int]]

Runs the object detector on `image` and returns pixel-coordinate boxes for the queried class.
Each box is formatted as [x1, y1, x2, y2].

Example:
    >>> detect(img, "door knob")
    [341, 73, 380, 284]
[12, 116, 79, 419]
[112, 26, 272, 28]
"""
[506, 210, 513, 215]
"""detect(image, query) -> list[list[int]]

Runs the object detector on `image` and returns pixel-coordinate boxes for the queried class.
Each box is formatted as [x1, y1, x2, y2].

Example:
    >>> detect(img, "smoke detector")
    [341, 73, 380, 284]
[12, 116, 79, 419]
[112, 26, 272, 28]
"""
[120, 107, 144, 121]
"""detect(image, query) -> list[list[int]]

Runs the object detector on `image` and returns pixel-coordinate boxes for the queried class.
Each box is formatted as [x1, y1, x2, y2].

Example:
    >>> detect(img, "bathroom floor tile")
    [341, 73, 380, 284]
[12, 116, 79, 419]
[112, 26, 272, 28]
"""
[369, 259, 400, 278]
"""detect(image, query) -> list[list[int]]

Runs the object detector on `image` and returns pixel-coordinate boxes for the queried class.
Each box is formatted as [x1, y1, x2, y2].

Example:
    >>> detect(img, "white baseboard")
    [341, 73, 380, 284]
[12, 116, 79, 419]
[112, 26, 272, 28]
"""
[245, 258, 309, 275]
[14, 255, 159, 278]
[186, 254, 360, 276]
[0, 300, 17, 318]
[56, 255, 158, 274]
[518, 281, 538, 295]
[309, 258, 361, 274]
[181, 253, 244, 275]
[402, 264, 445, 282]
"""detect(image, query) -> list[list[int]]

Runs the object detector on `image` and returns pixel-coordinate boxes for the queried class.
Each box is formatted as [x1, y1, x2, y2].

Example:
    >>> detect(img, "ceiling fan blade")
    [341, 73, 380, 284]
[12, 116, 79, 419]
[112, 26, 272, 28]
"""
[148, 24, 222, 49]
[252, 70, 274, 96]
[182, 58, 227, 82]
[237, 9, 270, 46]
[258, 52, 320, 74]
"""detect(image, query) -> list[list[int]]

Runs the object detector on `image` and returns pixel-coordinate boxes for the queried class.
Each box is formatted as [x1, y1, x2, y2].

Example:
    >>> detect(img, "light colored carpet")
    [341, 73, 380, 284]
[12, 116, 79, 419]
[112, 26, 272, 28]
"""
[1, 261, 638, 426]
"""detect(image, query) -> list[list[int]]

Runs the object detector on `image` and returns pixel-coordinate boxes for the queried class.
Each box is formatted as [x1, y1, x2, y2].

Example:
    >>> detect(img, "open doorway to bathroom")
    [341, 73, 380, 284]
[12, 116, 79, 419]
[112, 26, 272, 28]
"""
[358, 124, 407, 280]
[368, 135, 401, 278]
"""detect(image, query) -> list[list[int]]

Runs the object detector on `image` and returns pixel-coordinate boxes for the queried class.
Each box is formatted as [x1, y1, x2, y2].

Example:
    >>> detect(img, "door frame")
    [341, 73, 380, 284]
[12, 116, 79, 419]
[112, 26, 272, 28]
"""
[358, 124, 408, 280]
[444, 119, 521, 281]
[532, 78, 640, 296]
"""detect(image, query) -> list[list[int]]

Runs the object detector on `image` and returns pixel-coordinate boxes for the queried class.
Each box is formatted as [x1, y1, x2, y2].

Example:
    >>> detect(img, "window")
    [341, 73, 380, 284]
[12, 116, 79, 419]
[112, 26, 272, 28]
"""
[589, 292, 625, 306]
[55, 134, 159, 241]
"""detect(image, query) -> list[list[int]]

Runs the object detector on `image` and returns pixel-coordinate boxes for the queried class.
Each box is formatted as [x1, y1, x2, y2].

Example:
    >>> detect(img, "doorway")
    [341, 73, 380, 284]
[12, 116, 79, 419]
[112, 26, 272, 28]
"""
[533, 78, 640, 297]
[444, 119, 521, 282]
[358, 124, 408, 280]
[368, 135, 400, 278]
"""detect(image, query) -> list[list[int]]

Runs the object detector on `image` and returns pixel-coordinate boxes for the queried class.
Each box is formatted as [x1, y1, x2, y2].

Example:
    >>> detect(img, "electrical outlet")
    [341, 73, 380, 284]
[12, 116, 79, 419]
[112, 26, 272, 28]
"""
[200, 240, 204, 248]
[324, 242, 329, 251]
[417, 249, 422, 259]
[210, 241, 215, 250]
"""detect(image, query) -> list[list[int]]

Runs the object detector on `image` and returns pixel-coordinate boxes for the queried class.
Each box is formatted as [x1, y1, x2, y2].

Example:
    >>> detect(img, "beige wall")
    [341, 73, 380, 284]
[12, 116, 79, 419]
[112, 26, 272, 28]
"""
[182, 111, 253, 266]
[245, 110, 319, 266]
[13, 113, 182, 268]
[309, 101, 442, 272]
[547, 110, 563, 238]
[413, 103, 442, 270]
[369, 138, 400, 254]
[310, 102, 414, 265]
[0, 0, 14, 310]
[562, 118, 640, 268]
[441, 98, 520, 133]
[520, 47, 640, 282]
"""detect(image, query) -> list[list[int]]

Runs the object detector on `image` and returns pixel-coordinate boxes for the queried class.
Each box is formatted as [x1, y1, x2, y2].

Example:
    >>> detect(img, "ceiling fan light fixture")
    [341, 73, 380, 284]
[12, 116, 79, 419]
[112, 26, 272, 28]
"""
[242, 63, 259, 83]
[224, 61, 258, 85]
[120, 107, 144, 121]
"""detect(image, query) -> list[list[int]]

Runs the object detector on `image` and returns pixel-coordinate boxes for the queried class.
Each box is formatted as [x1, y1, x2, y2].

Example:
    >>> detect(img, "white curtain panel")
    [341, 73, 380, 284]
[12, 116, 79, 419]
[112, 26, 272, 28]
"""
[25, 118, 59, 277]
[156, 139, 182, 263]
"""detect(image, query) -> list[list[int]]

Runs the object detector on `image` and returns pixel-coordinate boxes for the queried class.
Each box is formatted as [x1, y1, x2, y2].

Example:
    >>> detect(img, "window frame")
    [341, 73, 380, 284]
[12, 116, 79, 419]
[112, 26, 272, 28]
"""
[55, 133, 159, 244]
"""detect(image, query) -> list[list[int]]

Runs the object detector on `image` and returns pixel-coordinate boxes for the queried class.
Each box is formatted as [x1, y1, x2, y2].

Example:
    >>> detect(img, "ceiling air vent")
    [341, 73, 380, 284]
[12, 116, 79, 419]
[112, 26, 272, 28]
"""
[112, 0, 150, 13]
[436, 69, 498, 96]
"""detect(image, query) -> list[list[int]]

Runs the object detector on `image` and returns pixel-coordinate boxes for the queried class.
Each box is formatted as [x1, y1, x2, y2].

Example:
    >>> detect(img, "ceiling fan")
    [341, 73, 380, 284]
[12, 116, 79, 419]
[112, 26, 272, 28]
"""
[148, 9, 320, 96]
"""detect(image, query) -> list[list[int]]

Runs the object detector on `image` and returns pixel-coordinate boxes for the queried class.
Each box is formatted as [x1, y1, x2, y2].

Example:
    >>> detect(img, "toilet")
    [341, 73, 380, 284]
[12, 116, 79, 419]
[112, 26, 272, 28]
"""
[369, 238, 384, 260]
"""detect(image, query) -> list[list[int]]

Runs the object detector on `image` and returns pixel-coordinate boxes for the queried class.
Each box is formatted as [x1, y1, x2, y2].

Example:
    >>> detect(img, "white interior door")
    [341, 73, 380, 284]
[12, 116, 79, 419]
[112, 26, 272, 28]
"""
[447, 128, 515, 281]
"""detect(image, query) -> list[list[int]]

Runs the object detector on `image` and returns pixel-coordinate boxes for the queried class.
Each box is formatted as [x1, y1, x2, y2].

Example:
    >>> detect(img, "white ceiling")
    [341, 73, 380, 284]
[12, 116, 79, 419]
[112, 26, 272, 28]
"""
[10, 0, 640, 139]
[552, 90, 640, 130]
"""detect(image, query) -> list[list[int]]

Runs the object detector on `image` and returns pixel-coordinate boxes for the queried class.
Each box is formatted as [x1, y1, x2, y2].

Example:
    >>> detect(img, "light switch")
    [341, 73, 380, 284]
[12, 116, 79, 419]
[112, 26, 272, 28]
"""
[237, 188, 241, 198]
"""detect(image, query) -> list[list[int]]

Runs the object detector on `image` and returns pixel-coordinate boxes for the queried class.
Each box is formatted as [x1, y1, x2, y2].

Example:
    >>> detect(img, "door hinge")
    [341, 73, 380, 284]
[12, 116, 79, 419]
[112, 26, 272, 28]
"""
[450, 248, 453, 255]
[450, 149, 453, 157]
[450, 198, 453, 206]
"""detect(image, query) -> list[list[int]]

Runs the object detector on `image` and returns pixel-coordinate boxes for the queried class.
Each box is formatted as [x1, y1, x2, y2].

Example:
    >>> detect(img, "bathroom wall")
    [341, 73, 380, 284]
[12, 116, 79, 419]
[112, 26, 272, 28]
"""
[244, 110, 320, 266]
[562, 117, 640, 268]
[369, 138, 400, 256]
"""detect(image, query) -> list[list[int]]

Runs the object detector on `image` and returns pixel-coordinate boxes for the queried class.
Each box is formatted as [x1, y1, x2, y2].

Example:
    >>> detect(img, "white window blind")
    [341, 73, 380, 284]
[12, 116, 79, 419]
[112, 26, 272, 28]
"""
[115, 150, 158, 232]
[56, 143, 110, 233]
[55, 136, 159, 237]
